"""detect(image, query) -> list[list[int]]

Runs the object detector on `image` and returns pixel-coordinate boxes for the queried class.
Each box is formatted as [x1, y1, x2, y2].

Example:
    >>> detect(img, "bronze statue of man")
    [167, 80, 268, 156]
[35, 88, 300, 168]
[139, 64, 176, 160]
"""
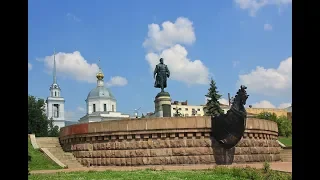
[154, 58, 170, 92]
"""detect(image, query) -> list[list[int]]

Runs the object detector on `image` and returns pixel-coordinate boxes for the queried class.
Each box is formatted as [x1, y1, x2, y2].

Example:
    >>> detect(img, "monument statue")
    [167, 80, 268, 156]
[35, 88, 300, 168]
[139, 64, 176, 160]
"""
[211, 85, 249, 149]
[153, 58, 170, 92]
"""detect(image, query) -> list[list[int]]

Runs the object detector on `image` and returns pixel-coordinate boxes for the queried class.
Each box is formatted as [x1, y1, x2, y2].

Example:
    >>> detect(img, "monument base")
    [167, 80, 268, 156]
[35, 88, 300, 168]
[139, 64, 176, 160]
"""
[154, 91, 171, 117]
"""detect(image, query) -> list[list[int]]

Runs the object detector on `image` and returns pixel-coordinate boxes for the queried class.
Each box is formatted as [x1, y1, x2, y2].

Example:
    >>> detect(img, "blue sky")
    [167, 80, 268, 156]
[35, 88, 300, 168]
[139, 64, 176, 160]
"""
[28, 0, 292, 121]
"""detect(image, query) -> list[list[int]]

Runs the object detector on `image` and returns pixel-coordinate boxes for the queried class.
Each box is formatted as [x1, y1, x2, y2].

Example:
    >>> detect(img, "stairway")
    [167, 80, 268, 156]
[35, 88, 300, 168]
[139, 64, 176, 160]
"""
[36, 137, 83, 168]
[280, 148, 292, 162]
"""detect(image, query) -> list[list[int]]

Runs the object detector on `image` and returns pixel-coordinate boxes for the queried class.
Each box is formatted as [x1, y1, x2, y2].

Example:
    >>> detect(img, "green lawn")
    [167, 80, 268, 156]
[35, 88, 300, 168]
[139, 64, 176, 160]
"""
[28, 138, 62, 170]
[278, 136, 292, 147]
[29, 167, 291, 180]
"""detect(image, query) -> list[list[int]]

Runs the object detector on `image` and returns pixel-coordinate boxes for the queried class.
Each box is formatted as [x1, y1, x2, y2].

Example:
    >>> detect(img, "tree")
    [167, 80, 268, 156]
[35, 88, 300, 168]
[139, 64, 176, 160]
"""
[28, 95, 48, 137]
[48, 117, 60, 137]
[205, 78, 224, 116]
[141, 113, 145, 118]
[255, 112, 292, 137]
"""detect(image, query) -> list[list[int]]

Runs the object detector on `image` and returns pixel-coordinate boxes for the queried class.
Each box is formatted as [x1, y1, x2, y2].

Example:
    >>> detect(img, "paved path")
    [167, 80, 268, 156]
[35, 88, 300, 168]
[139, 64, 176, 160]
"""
[30, 162, 292, 175]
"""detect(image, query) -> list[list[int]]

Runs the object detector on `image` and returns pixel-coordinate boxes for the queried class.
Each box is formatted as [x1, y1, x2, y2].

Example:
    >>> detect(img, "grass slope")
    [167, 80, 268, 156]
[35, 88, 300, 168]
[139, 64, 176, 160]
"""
[29, 167, 291, 180]
[278, 136, 292, 147]
[28, 138, 62, 170]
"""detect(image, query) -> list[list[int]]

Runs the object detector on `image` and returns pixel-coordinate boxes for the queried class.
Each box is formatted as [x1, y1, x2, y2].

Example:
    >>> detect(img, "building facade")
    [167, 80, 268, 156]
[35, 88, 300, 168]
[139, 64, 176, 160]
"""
[45, 50, 65, 129]
[171, 100, 230, 117]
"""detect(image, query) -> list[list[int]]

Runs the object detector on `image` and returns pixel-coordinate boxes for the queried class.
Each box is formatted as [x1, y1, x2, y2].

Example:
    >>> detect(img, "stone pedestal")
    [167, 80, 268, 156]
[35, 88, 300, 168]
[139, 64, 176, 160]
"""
[154, 92, 171, 117]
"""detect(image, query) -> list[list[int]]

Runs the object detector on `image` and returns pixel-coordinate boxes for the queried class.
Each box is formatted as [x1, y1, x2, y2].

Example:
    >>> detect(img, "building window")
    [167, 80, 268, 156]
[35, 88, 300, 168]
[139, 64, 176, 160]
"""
[53, 104, 59, 118]
[185, 108, 188, 111]
[197, 108, 201, 111]
[55, 92, 56, 96]
[104, 104, 106, 111]
[173, 108, 176, 110]
[112, 105, 114, 112]
[93, 104, 96, 112]
[178, 108, 181, 110]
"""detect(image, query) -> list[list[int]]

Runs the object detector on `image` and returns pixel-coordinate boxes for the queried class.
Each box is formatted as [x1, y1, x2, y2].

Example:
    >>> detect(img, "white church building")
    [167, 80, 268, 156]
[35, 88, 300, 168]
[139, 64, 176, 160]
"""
[78, 61, 130, 123]
[45, 50, 66, 129]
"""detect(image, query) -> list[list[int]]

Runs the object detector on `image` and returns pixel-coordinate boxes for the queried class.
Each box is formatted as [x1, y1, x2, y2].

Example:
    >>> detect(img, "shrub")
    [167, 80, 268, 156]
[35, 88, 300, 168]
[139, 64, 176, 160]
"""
[277, 116, 292, 137]
[255, 112, 292, 137]
[255, 112, 277, 121]
[263, 161, 270, 173]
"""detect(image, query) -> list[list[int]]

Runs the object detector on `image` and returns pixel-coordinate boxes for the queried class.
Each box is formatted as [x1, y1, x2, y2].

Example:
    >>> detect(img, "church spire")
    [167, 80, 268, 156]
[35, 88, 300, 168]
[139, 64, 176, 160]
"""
[96, 57, 104, 87]
[96, 57, 104, 81]
[53, 49, 57, 84]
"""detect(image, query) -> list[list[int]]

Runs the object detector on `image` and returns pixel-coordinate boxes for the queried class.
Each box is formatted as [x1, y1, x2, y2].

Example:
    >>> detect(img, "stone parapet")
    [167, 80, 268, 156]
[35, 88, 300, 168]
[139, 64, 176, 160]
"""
[59, 117, 280, 166]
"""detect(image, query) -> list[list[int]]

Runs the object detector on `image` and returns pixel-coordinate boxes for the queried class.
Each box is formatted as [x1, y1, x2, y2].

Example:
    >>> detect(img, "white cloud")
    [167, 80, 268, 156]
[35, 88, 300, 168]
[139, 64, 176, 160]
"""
[237, 56, 292, 96]
[143, 17, 196, 52]
[41, 51, 128, 86]
[28, 62, 32, 71]
[219, 98, 229, 105]
[42, 51, 99, 83]
[106, 76, 128, 87]
[278, 102, 291, 109]
[251, 100, 291, 109]
[252, 100, 276, 108]
[234, 0, 292, 17]
[77, 106, 85, 112]
[143, 17, 209, 85]
[146, 45, 209, 85]
[264, 23, 273, 31]
[66, 13, 81, 22]
[233, 60, 240, 68]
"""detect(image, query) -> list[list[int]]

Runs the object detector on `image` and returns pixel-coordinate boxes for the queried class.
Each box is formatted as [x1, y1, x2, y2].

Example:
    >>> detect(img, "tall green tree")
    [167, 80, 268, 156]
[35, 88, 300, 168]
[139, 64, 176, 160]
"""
[48, 117, 60, 137]
[28, 95, 48, 137]
[205, 78, 224, 116]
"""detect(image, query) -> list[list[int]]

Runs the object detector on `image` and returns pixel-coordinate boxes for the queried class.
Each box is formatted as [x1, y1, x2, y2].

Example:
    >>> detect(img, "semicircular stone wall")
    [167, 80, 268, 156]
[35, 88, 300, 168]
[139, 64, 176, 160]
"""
[59, 116, 280, 166]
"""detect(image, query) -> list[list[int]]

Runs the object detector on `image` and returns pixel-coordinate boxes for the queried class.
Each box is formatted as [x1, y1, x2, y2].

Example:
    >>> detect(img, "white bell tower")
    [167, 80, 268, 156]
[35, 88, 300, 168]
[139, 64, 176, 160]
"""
[46, 49, 65, 129]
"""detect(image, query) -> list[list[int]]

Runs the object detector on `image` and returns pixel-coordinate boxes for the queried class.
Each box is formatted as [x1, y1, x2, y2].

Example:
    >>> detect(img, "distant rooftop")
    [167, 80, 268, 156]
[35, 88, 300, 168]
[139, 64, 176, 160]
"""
[171, 100, 188, 105]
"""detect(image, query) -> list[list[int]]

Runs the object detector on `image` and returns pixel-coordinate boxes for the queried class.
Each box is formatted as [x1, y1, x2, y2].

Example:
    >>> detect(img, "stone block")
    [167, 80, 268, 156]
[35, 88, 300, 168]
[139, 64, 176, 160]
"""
[115, 158, 121, 166]
[199, 155, 214, 164]
[170, 156, 177, 164]
[176, 156, 185, 164]
[172, 148, 186, 156]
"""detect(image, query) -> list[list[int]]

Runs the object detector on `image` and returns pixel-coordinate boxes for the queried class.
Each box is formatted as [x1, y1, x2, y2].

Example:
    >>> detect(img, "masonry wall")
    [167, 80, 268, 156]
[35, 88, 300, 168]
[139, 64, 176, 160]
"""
[59, 116, 281, 166]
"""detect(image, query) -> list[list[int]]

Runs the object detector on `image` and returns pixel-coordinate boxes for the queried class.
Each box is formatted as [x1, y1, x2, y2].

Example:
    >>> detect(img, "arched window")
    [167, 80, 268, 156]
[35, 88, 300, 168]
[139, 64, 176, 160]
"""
[55, 92, 57, 96]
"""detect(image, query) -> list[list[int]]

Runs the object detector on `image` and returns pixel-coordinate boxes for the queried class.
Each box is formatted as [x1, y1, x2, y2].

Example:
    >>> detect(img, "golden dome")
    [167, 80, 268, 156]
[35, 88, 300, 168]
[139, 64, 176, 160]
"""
[96, 70, 104, 80]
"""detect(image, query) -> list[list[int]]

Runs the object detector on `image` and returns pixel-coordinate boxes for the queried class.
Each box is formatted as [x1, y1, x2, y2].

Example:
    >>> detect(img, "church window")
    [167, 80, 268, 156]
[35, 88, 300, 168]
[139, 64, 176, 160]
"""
[55, 92, 57, 96]
[53, 104, 59, 118]
[104, 104, 106, 111]
[112, 105, 114, 112]
[93, 104, 96, 112]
